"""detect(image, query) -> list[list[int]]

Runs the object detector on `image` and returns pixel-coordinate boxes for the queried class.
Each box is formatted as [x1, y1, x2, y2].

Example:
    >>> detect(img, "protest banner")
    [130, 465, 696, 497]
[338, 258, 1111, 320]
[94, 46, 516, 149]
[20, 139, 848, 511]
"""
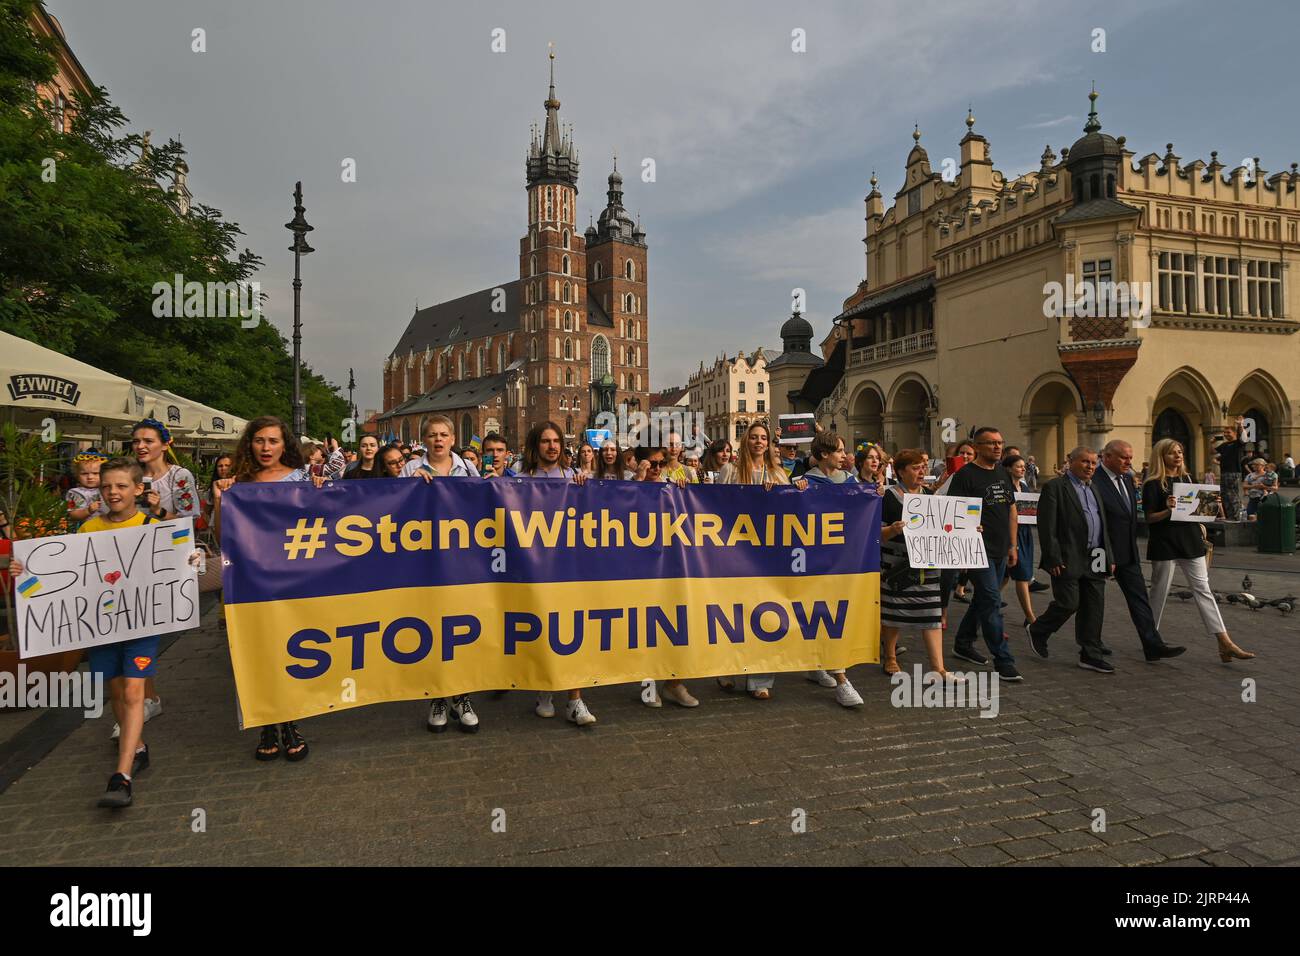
[900, 493, 988, 569]
[1014, 491, 1040, 525]
[220, 480, 881, 727]
[1170, 482, 1222, 523]
[777, 413, 816, 445]
[13, 518, 200, 659]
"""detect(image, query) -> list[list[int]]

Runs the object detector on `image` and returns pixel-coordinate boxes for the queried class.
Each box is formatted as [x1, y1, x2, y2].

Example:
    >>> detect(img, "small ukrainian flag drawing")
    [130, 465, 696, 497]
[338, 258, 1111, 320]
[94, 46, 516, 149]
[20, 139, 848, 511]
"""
[172, 528, 190, 546]
[965, 503, 982, 518]
[102, 597, 115, 612]
[17, 576, 42, 597]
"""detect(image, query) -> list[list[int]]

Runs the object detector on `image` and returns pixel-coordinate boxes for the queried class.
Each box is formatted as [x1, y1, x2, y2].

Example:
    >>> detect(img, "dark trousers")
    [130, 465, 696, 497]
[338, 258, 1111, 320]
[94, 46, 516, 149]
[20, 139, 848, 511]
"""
[1112, 561, 1163, 651]
[1030, 572, 1106, 660]
[954, 558, 1014, 665]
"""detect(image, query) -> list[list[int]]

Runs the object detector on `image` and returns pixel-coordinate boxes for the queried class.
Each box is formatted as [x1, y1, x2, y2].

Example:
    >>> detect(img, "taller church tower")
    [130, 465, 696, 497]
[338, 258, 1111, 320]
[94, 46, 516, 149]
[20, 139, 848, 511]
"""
[520, 48, 589, 439]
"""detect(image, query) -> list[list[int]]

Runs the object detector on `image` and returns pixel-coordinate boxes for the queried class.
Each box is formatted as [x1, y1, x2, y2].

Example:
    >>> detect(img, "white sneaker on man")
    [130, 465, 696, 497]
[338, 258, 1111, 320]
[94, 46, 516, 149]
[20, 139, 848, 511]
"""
[807, 670, 838, 688]
[834, 681, 864, 708]
[111, 696, 162, 740]
[535, 691, 556, 718]
[566, 698, 597, 726]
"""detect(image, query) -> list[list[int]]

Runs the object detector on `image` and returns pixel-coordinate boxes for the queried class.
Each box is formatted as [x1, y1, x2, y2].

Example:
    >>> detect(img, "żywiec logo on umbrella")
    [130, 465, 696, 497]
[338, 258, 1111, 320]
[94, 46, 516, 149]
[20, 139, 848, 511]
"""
[7, 374, 81, 406]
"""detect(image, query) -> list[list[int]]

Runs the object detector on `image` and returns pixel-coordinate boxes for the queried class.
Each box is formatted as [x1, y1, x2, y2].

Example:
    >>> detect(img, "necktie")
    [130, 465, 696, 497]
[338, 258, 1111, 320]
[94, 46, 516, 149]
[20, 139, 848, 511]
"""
[1115, 474, 1129, 511]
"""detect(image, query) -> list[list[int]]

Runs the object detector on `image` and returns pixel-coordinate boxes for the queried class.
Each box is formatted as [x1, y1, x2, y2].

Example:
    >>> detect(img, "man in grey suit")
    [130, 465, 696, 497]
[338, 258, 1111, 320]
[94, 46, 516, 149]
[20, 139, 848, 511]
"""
[1026, 446, 1117, 673]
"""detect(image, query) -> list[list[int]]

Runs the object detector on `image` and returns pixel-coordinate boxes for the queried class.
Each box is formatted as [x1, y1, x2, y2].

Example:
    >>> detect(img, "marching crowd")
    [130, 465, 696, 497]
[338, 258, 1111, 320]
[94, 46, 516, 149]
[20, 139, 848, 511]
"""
[2, 413, 1265, 811]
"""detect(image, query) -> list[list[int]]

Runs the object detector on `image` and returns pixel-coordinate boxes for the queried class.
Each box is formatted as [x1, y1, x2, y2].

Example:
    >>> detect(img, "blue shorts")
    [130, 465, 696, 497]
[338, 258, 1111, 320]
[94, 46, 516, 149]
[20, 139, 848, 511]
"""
[87, 635, 162, 680]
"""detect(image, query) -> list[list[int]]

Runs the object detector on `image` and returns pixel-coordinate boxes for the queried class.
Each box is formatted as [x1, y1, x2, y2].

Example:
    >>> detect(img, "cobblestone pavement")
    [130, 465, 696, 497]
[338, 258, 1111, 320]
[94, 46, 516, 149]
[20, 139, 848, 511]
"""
[2, 551, 1297, 866]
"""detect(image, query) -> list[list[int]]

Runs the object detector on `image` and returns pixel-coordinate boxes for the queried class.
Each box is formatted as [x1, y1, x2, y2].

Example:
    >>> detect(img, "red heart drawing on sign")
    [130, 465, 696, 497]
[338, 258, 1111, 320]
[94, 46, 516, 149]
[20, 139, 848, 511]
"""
[104, 571, 122, 585]
[943, 524, 953, 533]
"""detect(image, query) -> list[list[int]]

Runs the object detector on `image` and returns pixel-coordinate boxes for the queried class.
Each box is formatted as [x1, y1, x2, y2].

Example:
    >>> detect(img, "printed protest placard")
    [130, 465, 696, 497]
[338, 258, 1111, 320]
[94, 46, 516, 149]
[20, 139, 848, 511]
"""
[13, 518, 200, 659]
[777, 413, 816, 445]
[1170, 483, 1222, 523]
[901, 493, 988, 569]
[1014, 491, 1040, 525]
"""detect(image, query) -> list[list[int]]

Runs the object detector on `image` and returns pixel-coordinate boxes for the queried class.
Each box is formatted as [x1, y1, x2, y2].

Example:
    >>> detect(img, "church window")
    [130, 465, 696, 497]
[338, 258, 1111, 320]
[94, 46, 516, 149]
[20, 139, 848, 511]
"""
[545, 187, 553, 220]
[564, 337, 573, 360]
[564, 310, 572, 331]
[625, 259, 635, 281]
[591, 335, 610, 380]
[562, 255, 570, 275]
[594, 261, 603, 280]
[529, 255, 536, 277]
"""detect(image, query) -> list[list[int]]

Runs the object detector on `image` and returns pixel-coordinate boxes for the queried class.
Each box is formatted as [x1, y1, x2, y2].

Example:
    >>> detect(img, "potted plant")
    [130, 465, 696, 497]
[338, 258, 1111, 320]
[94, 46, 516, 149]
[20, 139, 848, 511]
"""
[0, 423, 85, 681]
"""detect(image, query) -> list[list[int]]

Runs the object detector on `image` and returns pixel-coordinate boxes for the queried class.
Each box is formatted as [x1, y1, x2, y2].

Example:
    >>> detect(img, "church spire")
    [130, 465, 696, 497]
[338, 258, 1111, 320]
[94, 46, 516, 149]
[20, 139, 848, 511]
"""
[526, 45, 578, 188]
[1083, 84, 1101, 134]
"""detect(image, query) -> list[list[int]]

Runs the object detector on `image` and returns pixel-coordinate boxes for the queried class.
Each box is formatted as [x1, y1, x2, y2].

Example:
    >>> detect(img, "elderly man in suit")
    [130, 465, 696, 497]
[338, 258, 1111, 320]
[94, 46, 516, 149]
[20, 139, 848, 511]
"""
[1097, 439, 1186, 662]
[1026, 446, 1117, 673]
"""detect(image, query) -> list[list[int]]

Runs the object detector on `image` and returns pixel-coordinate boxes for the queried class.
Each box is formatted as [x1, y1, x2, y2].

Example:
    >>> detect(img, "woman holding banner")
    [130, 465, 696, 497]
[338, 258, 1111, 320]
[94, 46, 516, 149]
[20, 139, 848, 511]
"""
[1143, 439, 1254, 663]
[213, 415, 322, 762]
[633, 448, 700, 709]
[880, 449, 960, 682]
[801, 432, 865, 706]
[715, 421, 808, 699]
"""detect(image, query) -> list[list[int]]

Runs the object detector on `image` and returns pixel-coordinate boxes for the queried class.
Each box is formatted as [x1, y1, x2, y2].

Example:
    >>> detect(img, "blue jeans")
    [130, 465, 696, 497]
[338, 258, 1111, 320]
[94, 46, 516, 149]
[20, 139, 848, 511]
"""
[954, 558, 1015, 665]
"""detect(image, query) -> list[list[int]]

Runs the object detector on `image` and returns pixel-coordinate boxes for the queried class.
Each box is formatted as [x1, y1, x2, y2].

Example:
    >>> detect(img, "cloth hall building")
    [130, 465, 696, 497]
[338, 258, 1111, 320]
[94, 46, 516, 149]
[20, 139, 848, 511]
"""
[769, 92, 1300, 474]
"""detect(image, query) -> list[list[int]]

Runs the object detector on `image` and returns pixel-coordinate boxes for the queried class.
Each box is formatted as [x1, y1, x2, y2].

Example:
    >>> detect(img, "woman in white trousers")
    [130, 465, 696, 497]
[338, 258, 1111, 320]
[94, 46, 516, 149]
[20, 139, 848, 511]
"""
[1142, 439, 1254, 663]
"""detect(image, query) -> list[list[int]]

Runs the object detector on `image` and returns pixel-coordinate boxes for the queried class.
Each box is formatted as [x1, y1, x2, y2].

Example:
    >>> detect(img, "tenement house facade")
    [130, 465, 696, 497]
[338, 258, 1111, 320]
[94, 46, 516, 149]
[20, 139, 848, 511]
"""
[772, 93, 1299, 473]
[688, 349, 779, 443]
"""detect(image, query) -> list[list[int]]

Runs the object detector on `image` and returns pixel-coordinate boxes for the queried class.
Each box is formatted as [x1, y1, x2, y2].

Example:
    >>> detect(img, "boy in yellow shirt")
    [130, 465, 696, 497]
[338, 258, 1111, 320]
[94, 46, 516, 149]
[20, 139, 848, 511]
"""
[14, 457, 157, 808]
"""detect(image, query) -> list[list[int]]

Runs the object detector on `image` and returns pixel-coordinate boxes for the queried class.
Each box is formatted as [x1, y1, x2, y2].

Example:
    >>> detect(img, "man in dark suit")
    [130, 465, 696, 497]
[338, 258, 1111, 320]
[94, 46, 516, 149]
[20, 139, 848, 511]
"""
[1026, 446, 1116, 672]
[1097, 439, 1186, 662]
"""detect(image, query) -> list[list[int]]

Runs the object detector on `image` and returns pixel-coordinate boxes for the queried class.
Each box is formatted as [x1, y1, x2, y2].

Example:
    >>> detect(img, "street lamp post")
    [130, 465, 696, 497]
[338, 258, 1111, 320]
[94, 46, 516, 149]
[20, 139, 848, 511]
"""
[285, 181, 315, 438]
[347, 367, 356, 440]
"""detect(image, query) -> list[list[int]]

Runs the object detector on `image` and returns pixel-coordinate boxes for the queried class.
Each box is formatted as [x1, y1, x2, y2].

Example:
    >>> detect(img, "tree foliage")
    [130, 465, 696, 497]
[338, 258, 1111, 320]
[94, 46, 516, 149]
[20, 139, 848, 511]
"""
[0, 0, 348, 434]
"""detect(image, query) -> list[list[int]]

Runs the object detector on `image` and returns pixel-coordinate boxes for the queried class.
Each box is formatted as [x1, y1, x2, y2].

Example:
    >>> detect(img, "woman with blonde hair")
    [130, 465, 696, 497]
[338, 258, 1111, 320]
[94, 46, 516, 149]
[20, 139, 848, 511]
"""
[1143, 438, 1254, 663]
[716, 421, 808, 699]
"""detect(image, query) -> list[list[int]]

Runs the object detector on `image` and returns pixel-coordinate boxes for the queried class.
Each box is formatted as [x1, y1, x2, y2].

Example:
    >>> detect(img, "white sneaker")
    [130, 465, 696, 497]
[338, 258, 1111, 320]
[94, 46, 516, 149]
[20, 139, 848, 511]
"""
[427, 698, 449, 732]
[834, 680, 864, 708]
[535, 691, 556, 718]
[450, 695, 479, 732]
[111, 695, 162, 740]
[807, 670, 838, 688]
[566, 698, 597, 726]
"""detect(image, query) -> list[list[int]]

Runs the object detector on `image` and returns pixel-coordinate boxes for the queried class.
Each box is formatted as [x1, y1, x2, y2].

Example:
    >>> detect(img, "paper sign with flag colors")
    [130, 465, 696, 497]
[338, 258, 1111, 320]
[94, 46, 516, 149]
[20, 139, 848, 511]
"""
[12, 518, 200, 658]
[900, 494, 988, 569]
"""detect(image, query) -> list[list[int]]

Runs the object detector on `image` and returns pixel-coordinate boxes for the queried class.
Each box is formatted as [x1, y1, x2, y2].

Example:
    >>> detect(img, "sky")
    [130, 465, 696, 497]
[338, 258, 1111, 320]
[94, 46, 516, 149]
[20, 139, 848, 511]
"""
[48, 0, 1300, 414]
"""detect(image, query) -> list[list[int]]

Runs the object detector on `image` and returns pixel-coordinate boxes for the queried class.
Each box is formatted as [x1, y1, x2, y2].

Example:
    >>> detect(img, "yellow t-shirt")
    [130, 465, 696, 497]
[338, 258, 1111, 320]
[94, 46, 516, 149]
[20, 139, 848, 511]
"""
[79, 512, 150, 534]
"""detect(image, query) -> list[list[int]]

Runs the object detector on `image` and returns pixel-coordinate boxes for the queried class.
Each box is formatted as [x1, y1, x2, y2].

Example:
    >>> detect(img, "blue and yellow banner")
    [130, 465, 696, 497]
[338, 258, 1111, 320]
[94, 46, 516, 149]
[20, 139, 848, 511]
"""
[221, 478, 881, 727]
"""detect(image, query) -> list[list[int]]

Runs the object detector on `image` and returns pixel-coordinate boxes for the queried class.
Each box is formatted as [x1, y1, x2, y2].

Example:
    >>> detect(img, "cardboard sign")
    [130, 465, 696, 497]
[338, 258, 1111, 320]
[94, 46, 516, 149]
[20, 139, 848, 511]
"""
[777, 414, 816, 445]
[1170, 483, 1221, 523]
[901, 494, 988, 569]
[1014, 491, 1040, 525]
[13, 519, 200, 659]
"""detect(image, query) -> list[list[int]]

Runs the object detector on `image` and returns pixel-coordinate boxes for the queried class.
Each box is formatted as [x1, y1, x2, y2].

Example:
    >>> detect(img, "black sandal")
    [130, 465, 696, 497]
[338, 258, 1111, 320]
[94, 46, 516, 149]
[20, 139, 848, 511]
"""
[281, 722, 309, 762]
[254, 725, 280, 761]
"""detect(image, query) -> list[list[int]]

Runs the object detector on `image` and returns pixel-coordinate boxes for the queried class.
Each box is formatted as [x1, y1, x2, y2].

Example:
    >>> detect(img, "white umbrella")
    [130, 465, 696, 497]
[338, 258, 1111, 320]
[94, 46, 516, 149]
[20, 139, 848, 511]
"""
[0, 331, 137, 434]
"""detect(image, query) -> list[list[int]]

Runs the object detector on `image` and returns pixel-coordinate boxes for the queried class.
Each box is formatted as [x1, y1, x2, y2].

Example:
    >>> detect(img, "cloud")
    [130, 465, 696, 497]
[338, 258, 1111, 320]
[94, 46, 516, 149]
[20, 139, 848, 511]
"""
[1021, 114, 1077, 129]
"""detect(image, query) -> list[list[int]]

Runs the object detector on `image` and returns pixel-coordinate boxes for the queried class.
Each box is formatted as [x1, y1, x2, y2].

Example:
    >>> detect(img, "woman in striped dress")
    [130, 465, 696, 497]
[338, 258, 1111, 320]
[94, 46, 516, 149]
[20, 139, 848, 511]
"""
[880, 449, 959, 681]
